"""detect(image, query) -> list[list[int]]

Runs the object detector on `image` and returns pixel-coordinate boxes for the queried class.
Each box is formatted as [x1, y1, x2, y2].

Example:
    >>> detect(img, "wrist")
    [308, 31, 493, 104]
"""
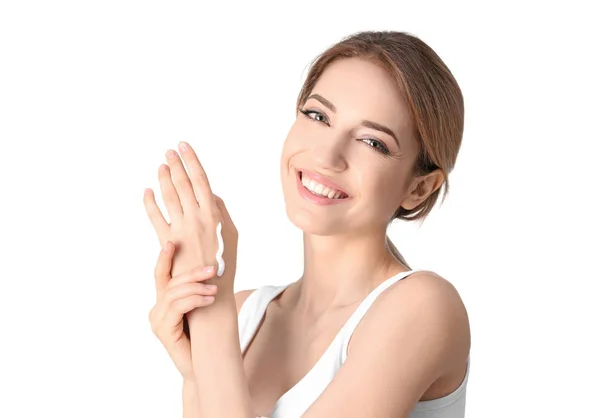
[183, 378, 196, 389]
[187, 289, 236, 325]
[204, 271, 236, 294]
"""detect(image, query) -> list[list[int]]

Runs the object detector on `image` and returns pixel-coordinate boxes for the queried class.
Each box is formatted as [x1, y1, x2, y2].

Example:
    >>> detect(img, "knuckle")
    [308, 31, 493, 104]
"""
[165, 277, 179, 289]
[193, 282, 206, 293]
[148, 308, 155, 323]
[159, 165, 171, 178]
[195, 283, 210, 293]
[154, 265, 164, 279]
[149, 315, 158, 334]
[162, 289, 175, 305]
[172, 298, 186, 312]
[194, 172, 207, 184]
[210, 207, 222, 221]
[197, 267, 215, 279]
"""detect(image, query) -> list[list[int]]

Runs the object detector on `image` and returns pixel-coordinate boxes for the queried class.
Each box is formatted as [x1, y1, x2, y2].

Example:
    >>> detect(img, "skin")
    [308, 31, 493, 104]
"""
[146, 140, 252, 416]
[279, 56, 440, 314]
[145, 57, 471, 417]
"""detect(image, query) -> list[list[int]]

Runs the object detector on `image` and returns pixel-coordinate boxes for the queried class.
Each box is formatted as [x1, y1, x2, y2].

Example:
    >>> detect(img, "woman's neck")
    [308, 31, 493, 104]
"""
[285, 231, 408, 318]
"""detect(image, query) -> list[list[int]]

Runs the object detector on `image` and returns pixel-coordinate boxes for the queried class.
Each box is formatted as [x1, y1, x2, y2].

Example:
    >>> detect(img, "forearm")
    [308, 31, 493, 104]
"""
[188, 291, 255, 417]
[182, 380, 201, 418]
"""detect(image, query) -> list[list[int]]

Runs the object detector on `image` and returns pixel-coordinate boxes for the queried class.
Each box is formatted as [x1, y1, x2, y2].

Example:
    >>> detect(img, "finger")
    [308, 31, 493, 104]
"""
[167, 265, 217, 289]
[154, 281, 217, 325]
[149, 294, 215, 337]
[143, 188, 170, 239]
[177, 142, 214, 215]
[164, 295, 216, 328]
[164, 149, 199, 212]
[154, 241, 174, 294]
[158, 163, 183, 222]
[164, 282, 218, 306]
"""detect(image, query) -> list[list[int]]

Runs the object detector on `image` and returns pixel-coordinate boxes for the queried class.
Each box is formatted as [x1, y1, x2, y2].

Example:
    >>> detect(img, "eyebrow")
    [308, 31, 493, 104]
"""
[306, 93, 401, 150]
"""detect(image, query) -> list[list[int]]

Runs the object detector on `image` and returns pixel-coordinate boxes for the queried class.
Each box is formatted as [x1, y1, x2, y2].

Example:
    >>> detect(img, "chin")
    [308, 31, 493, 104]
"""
[283, 204, 346, 236]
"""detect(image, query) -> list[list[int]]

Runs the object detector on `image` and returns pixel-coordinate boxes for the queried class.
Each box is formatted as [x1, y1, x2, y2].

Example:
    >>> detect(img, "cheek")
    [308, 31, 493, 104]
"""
[359, 169, 402, 209]
[362, 173, 388, 196]
[281, 121, 307, 158]
[280, 122, 303, 174]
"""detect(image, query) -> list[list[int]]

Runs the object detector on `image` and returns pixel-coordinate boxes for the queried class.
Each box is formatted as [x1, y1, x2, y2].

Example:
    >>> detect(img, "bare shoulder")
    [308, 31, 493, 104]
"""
[234, 289, 256, 315]
[302, 271, 470, 416]
[350, 270, 471, 375]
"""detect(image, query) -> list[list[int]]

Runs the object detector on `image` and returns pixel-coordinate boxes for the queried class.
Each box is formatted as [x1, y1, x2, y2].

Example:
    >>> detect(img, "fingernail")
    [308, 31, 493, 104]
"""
[203, 296, 215, 303]
[166, 149, 176, 158]
[179, 142, 188, 152]
[205, 284, 217, 291]
[202, 266, 214, 273]
[162, 241, 171, 253]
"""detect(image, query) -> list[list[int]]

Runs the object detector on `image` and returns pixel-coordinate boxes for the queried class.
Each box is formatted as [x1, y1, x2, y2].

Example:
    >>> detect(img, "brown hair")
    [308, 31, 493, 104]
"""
[296, 31, 464, 268]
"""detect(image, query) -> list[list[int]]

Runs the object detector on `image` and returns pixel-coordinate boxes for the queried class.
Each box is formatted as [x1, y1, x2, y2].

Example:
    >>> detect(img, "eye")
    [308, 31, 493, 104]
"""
[362, 138, 390, 155]
[299, 108, 329, 125]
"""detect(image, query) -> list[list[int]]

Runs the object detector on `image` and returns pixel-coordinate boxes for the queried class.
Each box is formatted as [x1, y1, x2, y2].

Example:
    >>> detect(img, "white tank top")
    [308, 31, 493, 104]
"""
[237, 269, 470, 418]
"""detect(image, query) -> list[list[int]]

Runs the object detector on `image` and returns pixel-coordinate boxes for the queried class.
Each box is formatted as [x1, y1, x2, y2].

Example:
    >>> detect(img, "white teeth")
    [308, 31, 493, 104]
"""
[301, 173, 345, 199]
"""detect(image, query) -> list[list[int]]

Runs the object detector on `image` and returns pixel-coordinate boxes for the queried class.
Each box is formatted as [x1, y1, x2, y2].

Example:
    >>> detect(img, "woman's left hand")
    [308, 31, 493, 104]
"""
[143, 142, 238, 291]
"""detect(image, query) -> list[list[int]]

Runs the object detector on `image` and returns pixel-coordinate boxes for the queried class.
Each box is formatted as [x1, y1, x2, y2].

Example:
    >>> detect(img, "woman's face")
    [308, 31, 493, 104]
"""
[280, 57, 421, 237]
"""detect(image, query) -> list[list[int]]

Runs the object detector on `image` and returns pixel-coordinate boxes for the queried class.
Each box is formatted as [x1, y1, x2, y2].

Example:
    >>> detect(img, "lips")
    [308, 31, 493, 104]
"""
[297, 169, 350, 197]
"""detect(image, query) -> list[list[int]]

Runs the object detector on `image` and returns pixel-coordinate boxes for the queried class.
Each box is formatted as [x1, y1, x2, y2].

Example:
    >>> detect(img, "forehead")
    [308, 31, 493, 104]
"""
[311, 57, 413, 137]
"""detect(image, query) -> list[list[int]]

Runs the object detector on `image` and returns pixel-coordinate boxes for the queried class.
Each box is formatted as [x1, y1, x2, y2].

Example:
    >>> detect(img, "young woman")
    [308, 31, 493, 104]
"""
[144, 30, 471, 418]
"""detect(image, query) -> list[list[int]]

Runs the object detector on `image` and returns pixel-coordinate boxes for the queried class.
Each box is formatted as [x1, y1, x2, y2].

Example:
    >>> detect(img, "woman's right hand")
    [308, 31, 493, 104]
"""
[148, 240, 219, 381]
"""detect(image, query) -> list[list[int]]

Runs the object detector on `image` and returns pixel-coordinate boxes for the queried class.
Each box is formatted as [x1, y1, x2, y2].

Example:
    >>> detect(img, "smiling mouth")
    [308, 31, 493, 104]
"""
[298, 171, 349, 199]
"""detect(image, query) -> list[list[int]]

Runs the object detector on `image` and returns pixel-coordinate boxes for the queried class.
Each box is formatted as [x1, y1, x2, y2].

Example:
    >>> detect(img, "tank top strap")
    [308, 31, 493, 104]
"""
[337, 269, 424, 364]
[237, 284, 289, 354]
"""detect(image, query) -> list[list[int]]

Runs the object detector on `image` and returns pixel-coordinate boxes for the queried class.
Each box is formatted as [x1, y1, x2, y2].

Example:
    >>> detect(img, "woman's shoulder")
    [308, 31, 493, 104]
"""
[374, 270, 469, 341]
[383, 269, 468, 314]
[349, 269, 471, 373]
[393, 269, 467, 306]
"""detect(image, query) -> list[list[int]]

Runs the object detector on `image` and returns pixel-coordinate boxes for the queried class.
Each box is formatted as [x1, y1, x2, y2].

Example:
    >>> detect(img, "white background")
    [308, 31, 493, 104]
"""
[1, 1, 598, 417]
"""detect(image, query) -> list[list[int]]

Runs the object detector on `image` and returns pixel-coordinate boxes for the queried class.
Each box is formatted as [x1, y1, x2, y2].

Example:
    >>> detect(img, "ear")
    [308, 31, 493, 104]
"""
[398, 169, 445, 211]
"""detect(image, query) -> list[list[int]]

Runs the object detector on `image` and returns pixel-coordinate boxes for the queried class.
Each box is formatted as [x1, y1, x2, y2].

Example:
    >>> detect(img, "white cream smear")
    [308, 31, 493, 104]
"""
[215, 222, 225, 277]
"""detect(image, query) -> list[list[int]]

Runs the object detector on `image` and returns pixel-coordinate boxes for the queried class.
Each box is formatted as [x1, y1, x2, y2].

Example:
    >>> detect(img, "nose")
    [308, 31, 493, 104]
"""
[313, 134, 348, 172]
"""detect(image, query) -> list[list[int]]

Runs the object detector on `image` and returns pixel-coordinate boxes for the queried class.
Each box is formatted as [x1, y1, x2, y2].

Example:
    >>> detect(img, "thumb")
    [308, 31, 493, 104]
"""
[154, 240, 174, 294]
[213, 194, 237, 236]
